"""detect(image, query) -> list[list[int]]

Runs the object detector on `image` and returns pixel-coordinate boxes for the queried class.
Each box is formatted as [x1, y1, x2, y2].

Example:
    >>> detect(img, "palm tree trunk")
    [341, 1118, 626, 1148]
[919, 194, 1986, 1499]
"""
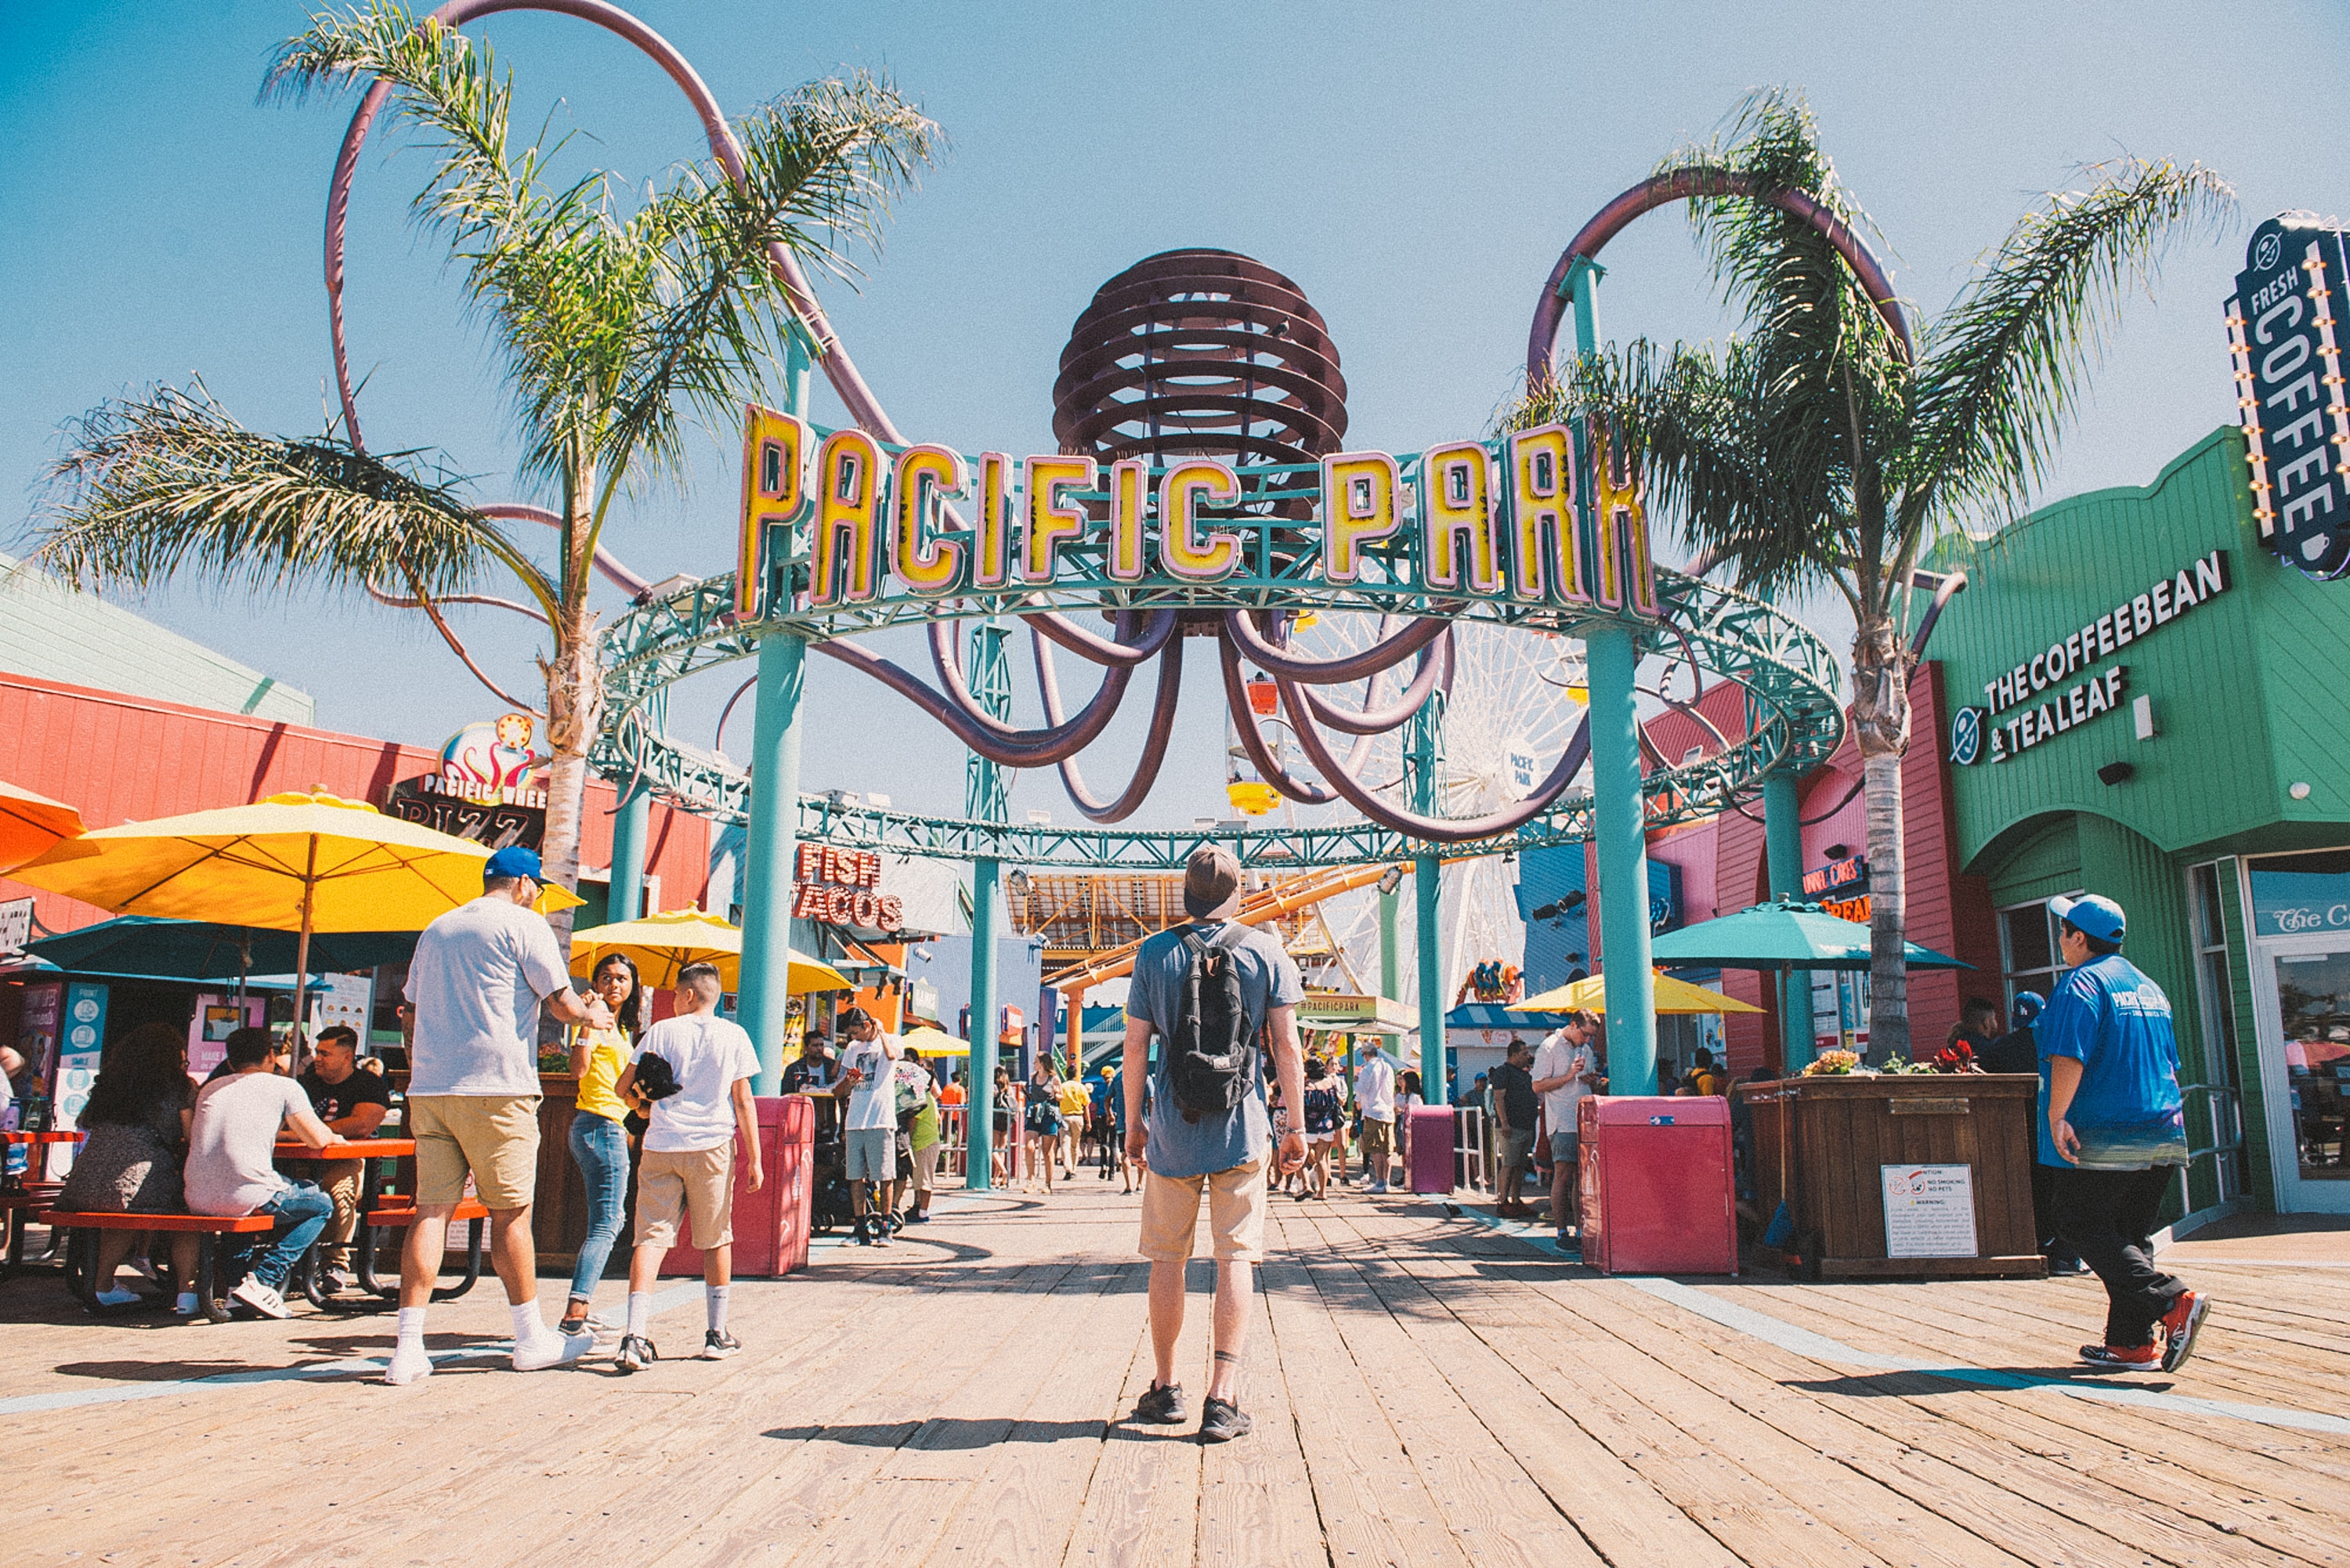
[537, 609, 602, 959]
[1850, 613, 1913, 1064]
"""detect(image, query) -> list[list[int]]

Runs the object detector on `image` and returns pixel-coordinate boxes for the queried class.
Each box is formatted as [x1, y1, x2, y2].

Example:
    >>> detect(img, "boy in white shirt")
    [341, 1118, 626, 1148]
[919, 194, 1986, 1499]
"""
[612, 963, 763, 1370]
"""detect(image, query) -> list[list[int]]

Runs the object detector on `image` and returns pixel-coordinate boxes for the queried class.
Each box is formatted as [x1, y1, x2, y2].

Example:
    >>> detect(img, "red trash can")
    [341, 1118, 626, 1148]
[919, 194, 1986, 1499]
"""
[661, 1094, 816, 1277]
[1408, 1104, 1456, 1194]
[1577, 1095, 1737, 1276]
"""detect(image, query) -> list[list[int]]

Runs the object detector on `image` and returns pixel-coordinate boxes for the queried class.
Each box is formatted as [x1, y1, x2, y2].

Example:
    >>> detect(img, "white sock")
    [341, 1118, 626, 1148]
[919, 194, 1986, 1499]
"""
[627, 1290, 652, 1339]
[396, 1306, 426, 1350]
[707, 1284, 730, 1335]
[510, 1302, 546, 1344]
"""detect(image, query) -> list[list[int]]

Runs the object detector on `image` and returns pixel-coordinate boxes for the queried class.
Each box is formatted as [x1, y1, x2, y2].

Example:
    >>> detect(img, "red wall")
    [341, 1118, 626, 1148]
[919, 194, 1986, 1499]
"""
[0, 672, 710, 934]
[1586, 662, 2001, 1076]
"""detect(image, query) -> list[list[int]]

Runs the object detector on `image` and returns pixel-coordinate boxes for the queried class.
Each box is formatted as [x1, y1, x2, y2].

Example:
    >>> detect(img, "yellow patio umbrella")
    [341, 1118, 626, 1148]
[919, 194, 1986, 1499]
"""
[0, 779, 88, 874]
[898, 1024, 971, 1058]
[568, 905, 851, 993]
[1515, 970, 1762, 1015]
[8, 789, 584, 997]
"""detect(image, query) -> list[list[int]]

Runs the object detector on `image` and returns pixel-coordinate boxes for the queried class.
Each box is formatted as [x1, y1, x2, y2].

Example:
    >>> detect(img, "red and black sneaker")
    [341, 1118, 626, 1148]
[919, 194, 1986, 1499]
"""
[2159, 1290, 2211, 1372]
[2078, 1342, 2160, 1371]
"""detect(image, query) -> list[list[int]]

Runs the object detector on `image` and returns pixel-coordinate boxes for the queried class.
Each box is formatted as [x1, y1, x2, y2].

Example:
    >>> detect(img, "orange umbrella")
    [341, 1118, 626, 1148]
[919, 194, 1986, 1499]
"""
[0, 779, 87, 874]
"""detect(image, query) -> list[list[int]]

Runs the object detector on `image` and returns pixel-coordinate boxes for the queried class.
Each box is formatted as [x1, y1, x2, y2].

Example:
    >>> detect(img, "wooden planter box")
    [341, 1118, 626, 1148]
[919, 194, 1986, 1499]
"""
[1735, 1073, 2045, 1280]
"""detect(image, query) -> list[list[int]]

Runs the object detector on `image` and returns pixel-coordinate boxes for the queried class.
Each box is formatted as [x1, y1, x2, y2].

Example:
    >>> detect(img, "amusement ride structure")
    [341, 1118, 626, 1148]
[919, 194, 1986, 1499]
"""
[315, 0, 1917, 1188]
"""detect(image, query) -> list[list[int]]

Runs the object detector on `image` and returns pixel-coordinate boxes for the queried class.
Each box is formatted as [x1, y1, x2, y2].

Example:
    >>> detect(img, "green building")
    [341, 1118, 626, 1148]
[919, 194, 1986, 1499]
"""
[1932, 426, 2350, 1220]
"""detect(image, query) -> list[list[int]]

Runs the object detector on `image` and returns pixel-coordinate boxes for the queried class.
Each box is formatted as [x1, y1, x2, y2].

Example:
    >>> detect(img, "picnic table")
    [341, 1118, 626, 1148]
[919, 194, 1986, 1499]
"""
[273, 1136, 484, 1306]
[1, 1130, 79, 1276]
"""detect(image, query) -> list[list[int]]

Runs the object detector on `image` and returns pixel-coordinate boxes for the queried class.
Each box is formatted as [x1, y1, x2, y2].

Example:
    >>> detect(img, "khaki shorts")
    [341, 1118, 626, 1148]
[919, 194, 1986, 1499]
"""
[634, 1145, 736, 1252]
[1138, 1158, 1268, 1263]
[408, 1093, 541, 1210]
[913, 1140, 942, 1194]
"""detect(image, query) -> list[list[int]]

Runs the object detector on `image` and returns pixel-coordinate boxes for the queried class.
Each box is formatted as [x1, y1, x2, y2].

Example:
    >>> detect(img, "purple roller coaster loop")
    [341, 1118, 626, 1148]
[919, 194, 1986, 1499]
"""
[1218, 609, 1450, 685]
[1036, 628, 1185, 823]
[1290, 623, 1452, 736]
[1526, 167, 1916, 387]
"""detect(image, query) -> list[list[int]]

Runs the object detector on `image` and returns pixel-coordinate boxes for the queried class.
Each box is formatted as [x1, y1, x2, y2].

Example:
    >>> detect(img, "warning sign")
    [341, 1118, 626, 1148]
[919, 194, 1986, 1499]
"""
[1879, 1164, 1979, 1259]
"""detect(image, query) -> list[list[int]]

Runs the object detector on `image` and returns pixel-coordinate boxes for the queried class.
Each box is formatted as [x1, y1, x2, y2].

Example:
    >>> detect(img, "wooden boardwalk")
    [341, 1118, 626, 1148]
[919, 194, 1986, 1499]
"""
[5, 1180, 2348, 1566]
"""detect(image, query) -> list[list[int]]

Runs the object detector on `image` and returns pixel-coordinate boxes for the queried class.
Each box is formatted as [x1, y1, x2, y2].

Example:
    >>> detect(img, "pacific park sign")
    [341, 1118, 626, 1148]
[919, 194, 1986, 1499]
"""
[733, 406, 1662, 620]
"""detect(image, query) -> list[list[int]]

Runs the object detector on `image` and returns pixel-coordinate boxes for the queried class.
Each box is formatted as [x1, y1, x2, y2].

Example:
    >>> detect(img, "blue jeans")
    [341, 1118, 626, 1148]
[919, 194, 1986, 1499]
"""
[244, 1180, 333, 1291]
[568, 1112, 631, 1301]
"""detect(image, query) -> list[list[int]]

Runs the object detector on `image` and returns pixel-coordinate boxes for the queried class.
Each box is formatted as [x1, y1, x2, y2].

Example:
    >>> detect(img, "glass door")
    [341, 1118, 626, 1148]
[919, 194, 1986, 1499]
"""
[2251, 942, 2350, 1211]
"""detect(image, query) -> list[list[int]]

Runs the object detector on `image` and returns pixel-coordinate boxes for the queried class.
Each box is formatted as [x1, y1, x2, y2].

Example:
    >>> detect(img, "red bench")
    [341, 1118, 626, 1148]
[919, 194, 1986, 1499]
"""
[38, 1209, 275, 1321]
[345, 1197, 490, 1304]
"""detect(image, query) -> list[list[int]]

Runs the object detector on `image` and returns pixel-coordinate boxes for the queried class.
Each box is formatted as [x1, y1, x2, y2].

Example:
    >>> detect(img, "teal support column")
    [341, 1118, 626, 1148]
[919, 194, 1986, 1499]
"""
[1762, 769, 1813, 1073]
[737, 326, 812, 1096]
[1414, 855, 1444, 1102]
[737, 634, 805, 1094]
[967, 859, 999, 1190]
[1405, 696, 1447, 1104]
[963, 619, 1010, 1190]
[1379, 884, 1401, 1000]
[1563, 251, 1655, 1096]
[1585, 625, 1657, 1096]
[606, 783, 649, 923]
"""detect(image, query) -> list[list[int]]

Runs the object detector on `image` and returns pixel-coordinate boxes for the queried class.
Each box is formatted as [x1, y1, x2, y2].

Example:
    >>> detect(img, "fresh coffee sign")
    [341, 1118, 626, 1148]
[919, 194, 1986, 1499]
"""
[2227, 216, 2350, 580]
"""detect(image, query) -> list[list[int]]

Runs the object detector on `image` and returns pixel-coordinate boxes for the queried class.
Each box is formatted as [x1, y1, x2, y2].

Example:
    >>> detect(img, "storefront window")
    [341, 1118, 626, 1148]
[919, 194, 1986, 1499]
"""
[2186, 861, 2246, 1202]
[2270, 949, 2350, 1180]
[1998, 894, 2077, 1010]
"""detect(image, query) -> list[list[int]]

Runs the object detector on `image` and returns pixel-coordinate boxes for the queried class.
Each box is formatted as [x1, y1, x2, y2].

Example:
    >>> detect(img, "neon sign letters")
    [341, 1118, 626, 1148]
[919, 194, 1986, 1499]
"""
[736, 406, 1658, 617]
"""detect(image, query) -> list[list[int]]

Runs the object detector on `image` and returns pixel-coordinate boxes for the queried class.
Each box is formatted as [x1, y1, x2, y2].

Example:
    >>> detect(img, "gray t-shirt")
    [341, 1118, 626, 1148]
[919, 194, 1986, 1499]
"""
[185, 1072, 309, 1216]
[404, 895, 569, 1097]
[1126, 919, 1303, 1180]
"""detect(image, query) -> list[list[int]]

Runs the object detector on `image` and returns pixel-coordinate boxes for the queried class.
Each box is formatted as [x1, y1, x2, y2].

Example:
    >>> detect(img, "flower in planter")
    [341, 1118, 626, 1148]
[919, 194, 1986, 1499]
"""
[1803, 1050, 1861, 1076]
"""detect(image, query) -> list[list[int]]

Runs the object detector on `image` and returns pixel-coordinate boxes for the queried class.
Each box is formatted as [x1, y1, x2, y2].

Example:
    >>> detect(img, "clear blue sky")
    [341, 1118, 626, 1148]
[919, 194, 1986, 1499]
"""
[3, 1, 2345, 829]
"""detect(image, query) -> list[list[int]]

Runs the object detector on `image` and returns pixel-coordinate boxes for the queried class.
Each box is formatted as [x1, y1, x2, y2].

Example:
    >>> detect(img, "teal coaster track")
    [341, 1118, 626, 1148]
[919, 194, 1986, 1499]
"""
[589, 543, 1846, 869]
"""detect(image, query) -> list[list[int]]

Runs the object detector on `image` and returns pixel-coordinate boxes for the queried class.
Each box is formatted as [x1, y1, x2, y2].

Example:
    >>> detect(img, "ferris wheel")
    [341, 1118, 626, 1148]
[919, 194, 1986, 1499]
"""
[1224, 612, 1592, 1011]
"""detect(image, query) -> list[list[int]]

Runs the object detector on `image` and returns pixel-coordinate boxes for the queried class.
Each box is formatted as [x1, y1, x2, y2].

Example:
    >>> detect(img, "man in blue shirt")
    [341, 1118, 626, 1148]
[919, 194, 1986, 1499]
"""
[2039, 894, 2210, 1372]
[1122, 844, 1307, 1443]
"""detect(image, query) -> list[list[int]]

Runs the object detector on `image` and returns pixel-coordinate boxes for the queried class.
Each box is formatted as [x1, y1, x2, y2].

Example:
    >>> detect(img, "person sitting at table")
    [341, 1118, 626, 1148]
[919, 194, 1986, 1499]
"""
[185, 1026, 344, 1319]
[54, 1021, 203, 1314]
[295, 1024, 392, 1295]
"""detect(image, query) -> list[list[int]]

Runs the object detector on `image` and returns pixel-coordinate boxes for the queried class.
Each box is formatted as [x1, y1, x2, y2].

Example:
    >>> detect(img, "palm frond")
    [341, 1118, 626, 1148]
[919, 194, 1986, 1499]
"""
[31, 381, 558, 616]
[1902, 157, 2235, 532]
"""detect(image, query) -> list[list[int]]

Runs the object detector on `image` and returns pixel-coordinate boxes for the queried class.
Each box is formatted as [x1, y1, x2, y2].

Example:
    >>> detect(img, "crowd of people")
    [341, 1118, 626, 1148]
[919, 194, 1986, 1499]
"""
[28, 835, 2211, 1417]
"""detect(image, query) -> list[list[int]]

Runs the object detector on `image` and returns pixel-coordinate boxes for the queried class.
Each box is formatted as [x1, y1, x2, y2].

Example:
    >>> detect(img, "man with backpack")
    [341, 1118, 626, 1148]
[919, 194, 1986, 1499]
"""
[1122, 844, 1307, 1444]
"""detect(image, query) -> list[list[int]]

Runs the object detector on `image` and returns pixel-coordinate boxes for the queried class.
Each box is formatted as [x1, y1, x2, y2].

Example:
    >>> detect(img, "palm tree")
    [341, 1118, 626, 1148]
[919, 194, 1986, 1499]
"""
[28, 3, 937, 946]
[1511, 92, 2229, 1060]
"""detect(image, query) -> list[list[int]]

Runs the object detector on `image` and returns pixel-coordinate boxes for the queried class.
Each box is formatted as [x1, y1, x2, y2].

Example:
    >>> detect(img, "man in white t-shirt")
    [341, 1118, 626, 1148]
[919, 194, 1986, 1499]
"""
[1531, 1010, 1600, 1249]
[185, 1027, 345, 1319]
[831, 1007, 902, 1245]
[387, 846, 611, 1386]
[1354, 1047, 1398, 1194]
[610, 962, 763, 1370]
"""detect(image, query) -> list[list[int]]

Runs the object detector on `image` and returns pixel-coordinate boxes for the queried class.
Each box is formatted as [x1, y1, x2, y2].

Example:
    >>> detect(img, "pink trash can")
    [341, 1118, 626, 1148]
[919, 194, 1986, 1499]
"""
[1577, 1095, 1737, 1275]
[1408, 1104, 1456, 1194]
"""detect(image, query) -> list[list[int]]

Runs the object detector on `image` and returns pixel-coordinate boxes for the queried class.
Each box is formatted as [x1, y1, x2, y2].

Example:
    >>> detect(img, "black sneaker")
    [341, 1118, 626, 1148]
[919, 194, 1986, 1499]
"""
[1132, 1381, 1186, 1425]
[1198, 1396, 1252, 1443]
[616, 1334, 659, 1372]
[703, 1329, 742, 1360]
[853, 1216, 875, 1245]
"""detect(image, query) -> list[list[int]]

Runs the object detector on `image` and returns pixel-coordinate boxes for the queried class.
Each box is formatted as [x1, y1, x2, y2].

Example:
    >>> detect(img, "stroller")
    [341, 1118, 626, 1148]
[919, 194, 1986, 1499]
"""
[807, 1097, 855, 1234]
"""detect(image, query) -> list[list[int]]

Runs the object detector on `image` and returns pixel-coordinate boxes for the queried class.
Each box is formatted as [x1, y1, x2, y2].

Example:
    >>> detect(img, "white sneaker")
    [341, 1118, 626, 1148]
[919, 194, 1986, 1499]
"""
[230, 1277, 291, 1319]
[91, 1287, 143, 1309]
[174, 1292, 201, 1317]
[512, 1329, 590, 1371]
[383, 1343, 434, 1386]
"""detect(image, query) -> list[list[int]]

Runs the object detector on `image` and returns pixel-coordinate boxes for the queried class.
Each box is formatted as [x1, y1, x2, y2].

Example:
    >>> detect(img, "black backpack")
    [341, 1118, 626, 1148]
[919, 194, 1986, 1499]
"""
[1168, 923, 1257, 1124]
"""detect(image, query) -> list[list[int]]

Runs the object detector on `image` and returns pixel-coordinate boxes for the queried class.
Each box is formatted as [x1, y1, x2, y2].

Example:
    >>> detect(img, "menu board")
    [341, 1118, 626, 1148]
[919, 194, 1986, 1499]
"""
[1880, 1164, 1979, 1258]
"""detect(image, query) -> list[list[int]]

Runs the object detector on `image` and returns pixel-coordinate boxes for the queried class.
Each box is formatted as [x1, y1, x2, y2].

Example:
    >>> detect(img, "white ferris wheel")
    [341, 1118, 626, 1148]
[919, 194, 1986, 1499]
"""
[1224, 612, 1593, 1012]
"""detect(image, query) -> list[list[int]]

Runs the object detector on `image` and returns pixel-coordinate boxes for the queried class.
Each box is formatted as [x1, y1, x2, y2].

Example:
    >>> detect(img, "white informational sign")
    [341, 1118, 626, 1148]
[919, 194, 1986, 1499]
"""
[307, 972, 375, 1043]
[1880, 1163, 1979, 1259]
[0, 895, 33, 952]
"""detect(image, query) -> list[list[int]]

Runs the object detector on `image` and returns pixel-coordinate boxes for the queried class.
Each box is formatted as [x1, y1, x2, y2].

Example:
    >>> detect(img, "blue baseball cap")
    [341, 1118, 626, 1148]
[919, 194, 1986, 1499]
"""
[2011, 990, 2044, 1021]
[483, 845, 544, 882]
[2049, 893, 2124, 944]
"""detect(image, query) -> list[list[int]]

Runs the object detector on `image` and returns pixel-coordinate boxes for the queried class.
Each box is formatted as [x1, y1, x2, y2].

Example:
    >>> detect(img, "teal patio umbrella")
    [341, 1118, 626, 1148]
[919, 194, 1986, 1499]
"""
[1648, 900, 1971, 974]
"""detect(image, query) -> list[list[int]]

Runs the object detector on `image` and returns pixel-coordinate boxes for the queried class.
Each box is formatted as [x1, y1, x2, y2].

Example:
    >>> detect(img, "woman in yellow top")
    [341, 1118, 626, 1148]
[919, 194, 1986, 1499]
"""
[1057, 1065, 1092, 1175]
[559, 953, 643, 1336]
